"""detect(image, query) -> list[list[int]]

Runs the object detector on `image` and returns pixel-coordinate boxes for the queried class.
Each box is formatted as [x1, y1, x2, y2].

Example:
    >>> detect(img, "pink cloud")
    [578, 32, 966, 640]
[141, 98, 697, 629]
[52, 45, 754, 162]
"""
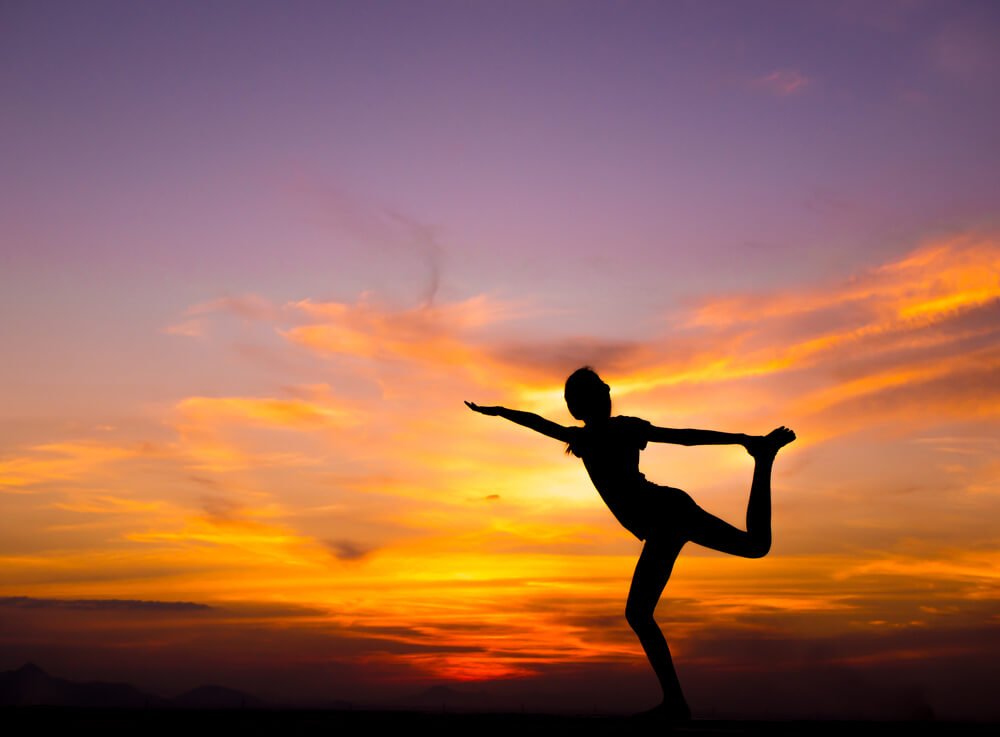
[750, 69, 811, 96]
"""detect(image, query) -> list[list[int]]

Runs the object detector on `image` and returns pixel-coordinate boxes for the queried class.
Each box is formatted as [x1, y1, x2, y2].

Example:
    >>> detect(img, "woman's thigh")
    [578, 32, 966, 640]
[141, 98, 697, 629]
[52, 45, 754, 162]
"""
[685, 503, 760, 557]
[646, 484, 755, 557]
[642, 484, 700, 537]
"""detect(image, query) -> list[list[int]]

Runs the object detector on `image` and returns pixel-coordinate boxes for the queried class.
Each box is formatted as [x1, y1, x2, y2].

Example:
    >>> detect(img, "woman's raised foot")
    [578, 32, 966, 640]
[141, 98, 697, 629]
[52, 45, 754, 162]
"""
[747, 426, 796, 459]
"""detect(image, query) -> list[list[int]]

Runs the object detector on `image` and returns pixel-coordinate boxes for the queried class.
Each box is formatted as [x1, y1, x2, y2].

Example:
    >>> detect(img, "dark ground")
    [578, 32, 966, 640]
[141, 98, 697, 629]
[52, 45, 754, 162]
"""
[2, 708, 995, 737]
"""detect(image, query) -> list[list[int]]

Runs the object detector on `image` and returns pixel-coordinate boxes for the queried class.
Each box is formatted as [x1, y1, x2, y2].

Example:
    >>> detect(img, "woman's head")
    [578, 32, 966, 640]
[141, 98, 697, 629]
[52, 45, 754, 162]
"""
[564, 366, 611, 423]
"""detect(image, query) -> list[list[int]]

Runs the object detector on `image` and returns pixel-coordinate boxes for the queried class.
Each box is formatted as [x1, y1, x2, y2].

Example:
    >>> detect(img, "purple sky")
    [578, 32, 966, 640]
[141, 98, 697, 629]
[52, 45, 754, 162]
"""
[3, 2, 997, 405]
[3, 1, 996, 419]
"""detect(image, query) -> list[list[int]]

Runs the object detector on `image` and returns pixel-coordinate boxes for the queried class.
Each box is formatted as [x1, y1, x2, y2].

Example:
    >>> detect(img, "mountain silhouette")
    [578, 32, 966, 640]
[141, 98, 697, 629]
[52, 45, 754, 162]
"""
[402, 684, 495, 712]
[0, 663, 263, 709]
[0, 662, 164, 707]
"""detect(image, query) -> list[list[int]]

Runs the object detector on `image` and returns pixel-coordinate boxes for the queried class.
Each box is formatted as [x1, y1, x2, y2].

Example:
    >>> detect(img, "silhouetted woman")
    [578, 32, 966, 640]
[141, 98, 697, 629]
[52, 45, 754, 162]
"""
[466, 366, 794, 722]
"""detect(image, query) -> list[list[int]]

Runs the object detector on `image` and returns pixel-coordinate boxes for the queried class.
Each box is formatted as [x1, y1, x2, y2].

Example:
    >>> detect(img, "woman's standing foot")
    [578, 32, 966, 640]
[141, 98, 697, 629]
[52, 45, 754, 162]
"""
[632, 698, 692, 724]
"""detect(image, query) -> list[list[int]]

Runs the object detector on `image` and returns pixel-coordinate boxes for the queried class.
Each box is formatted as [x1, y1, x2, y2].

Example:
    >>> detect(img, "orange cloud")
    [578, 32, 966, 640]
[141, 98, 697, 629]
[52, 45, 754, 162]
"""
[177, 393, 355, 430]
[144, 233, 999, 587]
[0, 442, 144, 490]
[610, 234, 1000, 431]
[170, 386, 363, 472]
[151, 232, 999, 512]
[50, 493, 163, 515]
[282, 294, 528, 375]
[687, 235, 999, 329]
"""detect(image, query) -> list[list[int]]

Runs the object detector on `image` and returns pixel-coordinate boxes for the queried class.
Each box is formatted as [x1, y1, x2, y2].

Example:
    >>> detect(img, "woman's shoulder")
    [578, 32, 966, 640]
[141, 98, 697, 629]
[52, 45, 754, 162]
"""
[612, 415, 652, 429]
[611, 415, 652, 447]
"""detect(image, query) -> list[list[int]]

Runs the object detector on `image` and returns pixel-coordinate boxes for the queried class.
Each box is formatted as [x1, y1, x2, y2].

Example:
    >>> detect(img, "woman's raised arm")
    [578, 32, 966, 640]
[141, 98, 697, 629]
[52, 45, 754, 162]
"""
[465, 402, 572, 442]
[648, 425, 752, 447]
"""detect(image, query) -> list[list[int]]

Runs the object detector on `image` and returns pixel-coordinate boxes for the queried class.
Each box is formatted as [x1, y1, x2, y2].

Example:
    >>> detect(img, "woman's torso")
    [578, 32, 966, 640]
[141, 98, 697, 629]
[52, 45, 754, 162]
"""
[570, 416, 653, 537]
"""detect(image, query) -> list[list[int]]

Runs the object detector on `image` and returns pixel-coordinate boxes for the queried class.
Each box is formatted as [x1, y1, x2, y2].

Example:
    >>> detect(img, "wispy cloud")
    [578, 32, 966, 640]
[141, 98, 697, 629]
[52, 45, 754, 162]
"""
[155, 231, 1000, 499]
[749, 68, 811, 96]
[177, 393, 355, 431]
[932, 8, 1000, 80]
[325, 538, 374, 561]
[185, 294, 284, 322]
[162, 319, 205, 338]
[0, 596, 210, 612]
[283, 293, 525, 371]
[288, 178, 447, 307]
[0, 441, 147, 490]
[50, 493, 163, 515]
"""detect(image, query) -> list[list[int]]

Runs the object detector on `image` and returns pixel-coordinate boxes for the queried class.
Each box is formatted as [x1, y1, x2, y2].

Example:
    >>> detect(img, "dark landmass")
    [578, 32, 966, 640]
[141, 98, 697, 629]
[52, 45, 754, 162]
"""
[172, 684, 265, 709]
[2, 663, 995, 737]
[1, 707, 995, 737]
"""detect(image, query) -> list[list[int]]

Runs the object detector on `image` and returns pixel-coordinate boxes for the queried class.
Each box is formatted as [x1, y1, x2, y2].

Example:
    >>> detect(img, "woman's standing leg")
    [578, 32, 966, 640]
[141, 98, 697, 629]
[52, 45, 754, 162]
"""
[625, 534, 691, 720]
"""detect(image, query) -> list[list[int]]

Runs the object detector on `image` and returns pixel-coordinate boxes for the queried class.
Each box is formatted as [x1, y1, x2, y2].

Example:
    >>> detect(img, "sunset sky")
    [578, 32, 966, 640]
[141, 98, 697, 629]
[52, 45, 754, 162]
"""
[1, 0, 998, 718]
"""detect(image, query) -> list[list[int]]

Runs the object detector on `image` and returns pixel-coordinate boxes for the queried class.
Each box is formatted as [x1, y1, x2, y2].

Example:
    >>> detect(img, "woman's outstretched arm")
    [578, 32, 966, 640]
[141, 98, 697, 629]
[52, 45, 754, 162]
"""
[465, 401, 572, 442]
[648, 425, 752, 447]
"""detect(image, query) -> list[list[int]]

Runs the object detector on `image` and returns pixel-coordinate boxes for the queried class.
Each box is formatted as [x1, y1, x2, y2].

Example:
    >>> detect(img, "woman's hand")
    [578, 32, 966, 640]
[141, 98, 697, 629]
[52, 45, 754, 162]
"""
[465, 403, 569, 441]
[465, 401, 502, 416]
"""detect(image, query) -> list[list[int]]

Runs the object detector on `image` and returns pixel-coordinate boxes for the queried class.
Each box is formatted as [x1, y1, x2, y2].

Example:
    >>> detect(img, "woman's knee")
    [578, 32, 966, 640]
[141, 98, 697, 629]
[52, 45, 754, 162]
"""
[744, 535, 771, 559]
[625, 601, 655, 631]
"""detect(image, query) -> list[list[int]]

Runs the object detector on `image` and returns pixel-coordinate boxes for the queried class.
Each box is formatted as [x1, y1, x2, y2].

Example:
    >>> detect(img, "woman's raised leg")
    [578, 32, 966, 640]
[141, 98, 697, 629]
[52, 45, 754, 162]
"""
[686, 426, 794, 558]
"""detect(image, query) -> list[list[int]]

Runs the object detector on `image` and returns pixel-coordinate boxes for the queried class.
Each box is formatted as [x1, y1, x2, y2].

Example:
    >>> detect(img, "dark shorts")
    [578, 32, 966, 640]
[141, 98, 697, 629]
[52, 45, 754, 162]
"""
[627, 483, 702, 541]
